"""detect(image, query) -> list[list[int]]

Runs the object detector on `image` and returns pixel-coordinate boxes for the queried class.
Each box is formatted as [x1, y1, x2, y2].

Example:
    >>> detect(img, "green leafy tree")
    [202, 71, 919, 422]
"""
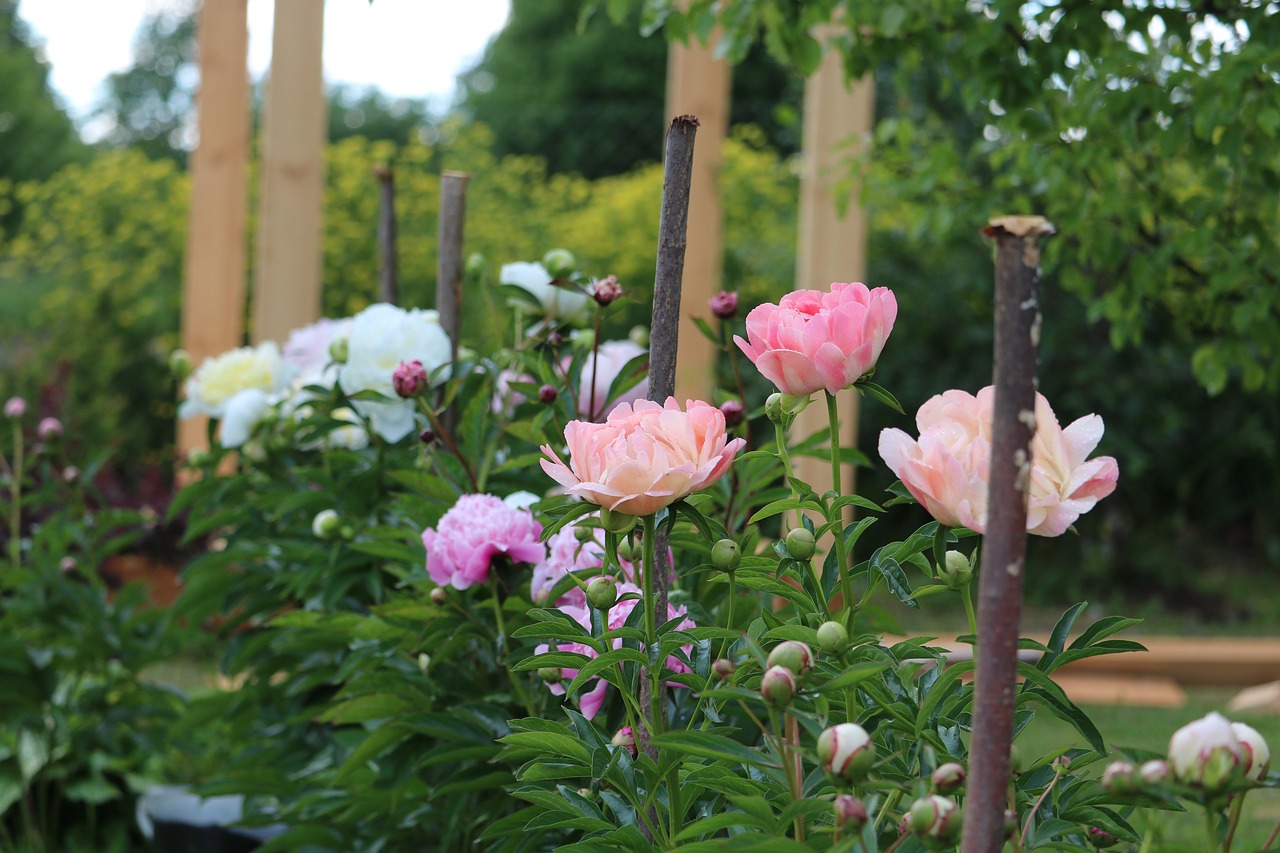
[458, 0, 802, 178]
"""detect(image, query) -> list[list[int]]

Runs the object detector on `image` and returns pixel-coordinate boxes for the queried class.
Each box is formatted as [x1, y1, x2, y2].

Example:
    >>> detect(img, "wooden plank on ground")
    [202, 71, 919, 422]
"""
[1053, 673, 1187, 708]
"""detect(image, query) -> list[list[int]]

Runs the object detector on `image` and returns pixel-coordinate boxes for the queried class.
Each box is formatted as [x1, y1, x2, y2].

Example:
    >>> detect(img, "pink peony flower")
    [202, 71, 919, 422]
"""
[709, 290, 739, 319]
[575, 340, 649, 421]
[535, 582, 695, 719]
[37, 417, 63, 440]
[283, 318, 349, 376]
[4, 397, 26, 418]
[541, 397, 745, 517]
[878, 387, 1119, 537]
[591, 275, 623, 307]
[735, 282, 897, 397]
[421, 494, 545, 590]
[531, 524, 637, 607]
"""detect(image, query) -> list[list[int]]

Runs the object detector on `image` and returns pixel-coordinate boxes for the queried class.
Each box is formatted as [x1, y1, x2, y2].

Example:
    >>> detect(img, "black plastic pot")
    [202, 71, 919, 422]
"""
[137, 785, 286, 853]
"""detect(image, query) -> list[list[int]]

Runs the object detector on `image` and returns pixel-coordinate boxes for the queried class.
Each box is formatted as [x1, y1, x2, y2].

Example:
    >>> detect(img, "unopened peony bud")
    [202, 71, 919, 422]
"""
[1053, 754, 1072, 775]
[37, 417, 62, 441]
[574, 525, 594, 542]
[712, 658, 736, 681]
[1168, 711, 1243, 790]
[719, 399, 745, 428]
[393, 360, 428, 398]
[616, 537, 636, 563]
[169, 349, 194, 380]
[312, 509, 341, 539]
[1232, 721, 1271, 781]
[328, 335, 349, 364]
[942, 550, 973, 589]
[611, 726, 637, 756]
[538, 667, 562, 685]
[599, 508, 637, 535]
[417, 653, 430, 673]
[908, 795, 962, 842]
[628, 325, 650, 347]
[816, 621, 849, 656]
[538, 384, 558, 404]
[767, 640, 814, 680]
[785, 528, 816, 561]
[765, 392, 784, 422]
[187, 448, 211, 467]
[708, 291, 739, 319]
[932, 762, 967, 793]
[779, 393, 811, 415]
[62, 466, 79, 483]
[338, 524, 356, 540]
[4, 397, 25, 418]
[1087, 827, 1120, 849]
[591, 275, 623, 306]
[1010, 744, 1023, 775]
[546, 330, 565, 348]
[1101, 760, 1138, 794]
[711, 539, 741, 571]
[586, 576, 618, 610]
[1003, 809, 1018, 839]
[542, 248, 577, 279]
[833, 794, 868, 830]
[465, 252, 487, 277]
[60, 557, 77, 574]
[818, 723, 875, 783]
[419, 428, 437, 446]
[429, 587, 448, 606]
[1139, 759, 1169, 785]
[760, 665, 797, 707]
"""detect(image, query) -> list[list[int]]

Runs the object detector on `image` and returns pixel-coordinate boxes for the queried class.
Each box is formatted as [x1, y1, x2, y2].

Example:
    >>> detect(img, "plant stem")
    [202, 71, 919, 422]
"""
[489, 575, 536, 715]
[1019, 773, 1060, 848]
[825, 391, 856, 627]
[642, 514, 661, 738]
[589, 306, 601, 420]
[418, 399, 479, 491]
[9, 421, 22, 570]
[1224, 793, 1247, 853]
[785, 713, 805, 843]
[1262, 814, 1280, 849]
[962, 582, 978, 642]
[1206, 804, 1223, 853]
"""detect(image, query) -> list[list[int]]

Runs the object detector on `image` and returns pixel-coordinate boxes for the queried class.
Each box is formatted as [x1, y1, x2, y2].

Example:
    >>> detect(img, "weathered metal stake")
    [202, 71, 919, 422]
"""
[961, 215, 1055, 853]
[639, 114, 698, 760]
[373, 164, 398, 305]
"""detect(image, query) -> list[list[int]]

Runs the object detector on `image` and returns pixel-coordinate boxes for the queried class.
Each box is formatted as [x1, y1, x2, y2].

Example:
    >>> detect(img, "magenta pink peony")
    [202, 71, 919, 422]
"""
[421, 494, 545, 590]
[734, 282, 897, 397]
[540, 397, 745, 517]
[535, 582, 695, 719]
[877, 386, 1119, 537]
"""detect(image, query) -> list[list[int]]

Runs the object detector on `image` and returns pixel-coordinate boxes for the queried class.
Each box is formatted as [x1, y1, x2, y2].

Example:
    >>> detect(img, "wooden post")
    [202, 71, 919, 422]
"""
[664, 35, 729, 402]
[374, 165, 398, 305]
[178, 0, 250, 458]
[961, 215, 1054, 853]
[436, 172, 469, 365]
[792, 47, 875, 513]
[252, 0, 326, 344]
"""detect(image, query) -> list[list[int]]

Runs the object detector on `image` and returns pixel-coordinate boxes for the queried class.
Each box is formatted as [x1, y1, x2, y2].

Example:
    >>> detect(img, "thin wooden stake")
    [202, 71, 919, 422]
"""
[373, 164, 398, 305]
[640, 114, 699, 758]
[961, 215, 1055, 853]
[436, 172, 468, 366]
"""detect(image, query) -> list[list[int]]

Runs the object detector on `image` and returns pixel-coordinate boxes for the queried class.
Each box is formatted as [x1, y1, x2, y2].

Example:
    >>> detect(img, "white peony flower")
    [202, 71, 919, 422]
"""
[500, 261, 592, 325]
[180, 342, 293, 420]
[325, 407, 370, 451]
[218, 388, 274, 448]
[1168, 711, 1242, 789]
[337, 303, 451, 443]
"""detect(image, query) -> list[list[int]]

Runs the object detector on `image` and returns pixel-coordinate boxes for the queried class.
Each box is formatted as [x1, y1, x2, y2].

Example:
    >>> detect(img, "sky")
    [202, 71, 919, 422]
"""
[20, 0, 511, 136]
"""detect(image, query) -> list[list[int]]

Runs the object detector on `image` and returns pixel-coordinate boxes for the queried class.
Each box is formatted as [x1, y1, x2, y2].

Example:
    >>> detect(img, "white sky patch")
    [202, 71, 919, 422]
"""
[20, 0, 510, 126]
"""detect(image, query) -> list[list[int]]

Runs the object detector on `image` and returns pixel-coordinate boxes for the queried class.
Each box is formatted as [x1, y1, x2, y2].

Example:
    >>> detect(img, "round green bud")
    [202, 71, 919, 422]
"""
[542, 247, 577, 279]
[765, 392, 784, 422]
[711, 539, 741, 571]
[168, 348, 193, 381]
[429, 587, 448, 606]
[465, 252, 487, 277]
[712, 658, 736, 681]
[942, 550, 974, 590]
[616, 537, 636, 563]
[328, 335, 350, 364]
[574, 525, 594, 542]
[931, 761, 967, 793]
[816, 621, 850, 656]
[766, 640, 815, 680]
[599, 508, 637, 535]
[779, 393, 811, 415]
[759, 665, 797, 707]
[586, 576, 618, 610]
[785, 528, 816, 561]
[538, 667, 563, 685]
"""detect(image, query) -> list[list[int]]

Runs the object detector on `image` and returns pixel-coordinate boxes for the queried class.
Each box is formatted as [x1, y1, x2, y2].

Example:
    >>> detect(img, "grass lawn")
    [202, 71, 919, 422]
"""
[1019, 688, 1280, 851]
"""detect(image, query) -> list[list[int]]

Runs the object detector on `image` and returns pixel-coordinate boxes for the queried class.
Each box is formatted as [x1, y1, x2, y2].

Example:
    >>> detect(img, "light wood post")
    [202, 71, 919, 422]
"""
[792, 49, 875, 507]
[664, 35, 730, 402]
[252, 0, 326, 344]
[178, 0, 250, 458]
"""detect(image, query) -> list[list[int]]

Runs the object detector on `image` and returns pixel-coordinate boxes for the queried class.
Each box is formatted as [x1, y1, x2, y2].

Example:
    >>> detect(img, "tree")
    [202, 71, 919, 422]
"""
[602, 0, 1280, 396]
[458, 0, 803, 179]
[0, 0, 86, 233]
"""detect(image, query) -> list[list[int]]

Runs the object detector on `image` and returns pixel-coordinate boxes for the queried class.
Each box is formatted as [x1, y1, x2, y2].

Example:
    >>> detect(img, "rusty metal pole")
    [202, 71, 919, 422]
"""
[639, 115, 698, 760]
[961, 215, 1054, 853]
[373, 165, 398, 305]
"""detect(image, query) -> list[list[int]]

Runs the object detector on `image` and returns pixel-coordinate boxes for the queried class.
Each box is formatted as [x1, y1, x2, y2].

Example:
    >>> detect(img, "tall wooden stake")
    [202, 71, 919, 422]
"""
[178, 0, 249, 459]
[961, 215, 1055, 853]
[374, 165, 398, 305]
[641, 115, 699, 757]
[436, 172, 468, 367]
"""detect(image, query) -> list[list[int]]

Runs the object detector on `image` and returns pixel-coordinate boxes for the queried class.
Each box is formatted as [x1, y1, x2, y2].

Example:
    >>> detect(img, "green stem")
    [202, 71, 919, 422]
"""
[490, 576, 536, 715]
[1206, 804, 1223, 853]
[641, 515, 661, 735]
[1224, 793, 1246, 853]
[825, 392, 856, 628]
[962, 582, 978, 642]
[9, 421, 22, 570]
[1262, 814, 1280, 849]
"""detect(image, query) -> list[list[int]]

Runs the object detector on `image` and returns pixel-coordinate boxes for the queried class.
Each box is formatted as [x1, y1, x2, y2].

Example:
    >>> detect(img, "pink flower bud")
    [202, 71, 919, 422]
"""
[833, 794, 868, 830]
[712, 658, 736, 681]
[907, 794, 962, 841]
[708, 291, 739, 319]
[591, 275, 623, 306]
[1232, 721, 1271, 782]
[1139, 759, 1169, 785]
[1087, 826, 1120, 849]
[931, 761, 967, 793]
[419, 428, 437, 445]
[611, 726, 637, 756]
[760, 665, 797, 707]
[1101, 760, 1137, 794]
[719, 399, 745, 428]
[818, 723, 875, 783]
[37, 417, 63, 440]
[1168, 711, 1242, 790]
[3, 397, 25, 418]
[392, 359, 428, 398]
[539, 384, 558, 404]
[766, 640, 814, 680]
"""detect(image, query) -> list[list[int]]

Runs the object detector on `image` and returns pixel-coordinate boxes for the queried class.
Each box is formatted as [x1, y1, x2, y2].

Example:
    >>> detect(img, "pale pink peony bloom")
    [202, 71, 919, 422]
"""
[541, 397, 745, 517]
[37, 417, 63, 440]
[878, 386, 1119, 537]
[735, 282, 897, 397]
[535, 582, 695, 720]
[421, 494, 544, 590]
[4, 397, 26, 418]
[575, 339, 649, 421]
[283, 318, 349, 376]
[530, 524, 637, 607]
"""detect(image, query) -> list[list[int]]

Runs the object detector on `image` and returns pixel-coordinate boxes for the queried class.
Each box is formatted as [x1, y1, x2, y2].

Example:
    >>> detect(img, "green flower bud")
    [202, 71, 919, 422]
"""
[311, 509, 341, 539]
[785, 528, 816, 561]
[765, 392, 784, 422]
[628, 325, 650, 347]
[760, 665, 797, 707]
[429, 587, 448, 606]
[817, 723, 876, 783]
[616, 536, 637, 563]
[816, 621, 849, 656]
[766, 640, 814, 680]
[779, 393, 811, 415]
[538, 667, 563, 685]
[908, 795, 962, 842]
[1088, 827, 1120, 849]
[942, 550, 973, 590]
[711, 539, 741, 571]
[586, 576, 618, 610]
[574, 525, 594, 542]
[328, 335, 349, 364]
[465, 252, 487, 277]
[712, 658, 736, 681]
[931, 761, 967, 793]
[599, 508, 637, 535]
[1101, 760, 1138, 795]
[542, 247, 577, 279]
[833, 794, 868, 830]
[169, 348, 193, 381]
